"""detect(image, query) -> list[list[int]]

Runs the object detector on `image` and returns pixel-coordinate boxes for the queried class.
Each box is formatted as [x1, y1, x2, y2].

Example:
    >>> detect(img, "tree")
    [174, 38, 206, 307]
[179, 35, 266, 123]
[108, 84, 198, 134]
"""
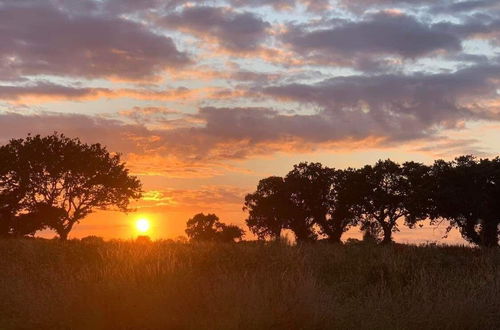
[0, 133, 142, 239]
[284, 162, 334, 242]
[11, 204, 66, 237]
[483, 157, 500, 247]
[322, 168, 364, 243]
[185, 213, 244, 243]
[244, 176, 290, 240]
[245, 163, 363, 244]
[358, 160, 430, 244]
[0, 145, 27, 237]
[430, 156, 499, 247]
[217, 224, 245, 243]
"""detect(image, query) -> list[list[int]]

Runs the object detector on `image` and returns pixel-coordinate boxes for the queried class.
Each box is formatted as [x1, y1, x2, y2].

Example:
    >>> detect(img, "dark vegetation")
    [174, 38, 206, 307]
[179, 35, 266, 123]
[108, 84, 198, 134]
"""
[185, 213, 245, 243]
[0, 133, 142, 240]
[0, 239, 497, 329]
[245, 159, 500, 247]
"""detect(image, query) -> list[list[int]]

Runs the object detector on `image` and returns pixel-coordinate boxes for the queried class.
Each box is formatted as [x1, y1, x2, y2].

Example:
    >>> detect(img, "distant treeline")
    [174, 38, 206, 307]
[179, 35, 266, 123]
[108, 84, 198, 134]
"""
[1, 134, 499, 247]
[242, 158, 500, 248]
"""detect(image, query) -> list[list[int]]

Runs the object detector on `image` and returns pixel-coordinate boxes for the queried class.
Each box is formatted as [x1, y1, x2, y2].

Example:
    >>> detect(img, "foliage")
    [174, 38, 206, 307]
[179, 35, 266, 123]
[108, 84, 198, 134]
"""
[355, 160, 431, 244]
[245, 164, 364, 243]
[0, 133, 142, 239]
[244, 176, 290, 240]
[430, 156, 500, 247]
[185, 213, 244, 243]
[284, 162, 334, 242]
[323, 168, 365, 243]
[244, 157, 500, 247]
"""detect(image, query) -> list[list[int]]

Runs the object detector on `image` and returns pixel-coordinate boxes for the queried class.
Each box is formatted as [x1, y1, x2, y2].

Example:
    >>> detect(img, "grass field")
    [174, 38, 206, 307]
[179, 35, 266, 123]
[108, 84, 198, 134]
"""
[0, 239, 498, 330]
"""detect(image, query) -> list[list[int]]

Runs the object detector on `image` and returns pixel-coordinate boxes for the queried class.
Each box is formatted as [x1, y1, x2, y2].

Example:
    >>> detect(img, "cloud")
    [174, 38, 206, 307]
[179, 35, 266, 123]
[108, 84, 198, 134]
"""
[0, 111, 148, 153]
[228, 0, 296, 10]
[3, 62, 500, 155]
[0, 82, 219, 103]
[0, 1, 189, 81]
[228, 0, 331, 11]
[161, 6, 270, 52]
[281, 11, 462, 70]
[263, 63, 500, 140]
[1, 62, 499, 173]
[137, 186, 249, 214]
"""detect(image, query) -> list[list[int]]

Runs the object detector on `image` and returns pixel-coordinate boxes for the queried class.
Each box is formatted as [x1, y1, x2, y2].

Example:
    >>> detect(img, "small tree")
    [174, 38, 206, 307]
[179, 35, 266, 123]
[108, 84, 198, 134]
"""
[0, 133, 142, 239]
[217, 224, 245, 243]
[185, 213, 244, 243]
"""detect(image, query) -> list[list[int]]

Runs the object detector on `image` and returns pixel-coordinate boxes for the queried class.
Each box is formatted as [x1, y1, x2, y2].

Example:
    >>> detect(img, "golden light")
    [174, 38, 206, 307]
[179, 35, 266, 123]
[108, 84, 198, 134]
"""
[135, 218, 150, 233]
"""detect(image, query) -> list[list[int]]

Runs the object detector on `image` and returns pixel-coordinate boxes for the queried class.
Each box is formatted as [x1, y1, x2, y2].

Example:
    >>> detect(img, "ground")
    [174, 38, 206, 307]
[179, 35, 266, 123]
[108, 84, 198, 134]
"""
[0, 239, 498, 329]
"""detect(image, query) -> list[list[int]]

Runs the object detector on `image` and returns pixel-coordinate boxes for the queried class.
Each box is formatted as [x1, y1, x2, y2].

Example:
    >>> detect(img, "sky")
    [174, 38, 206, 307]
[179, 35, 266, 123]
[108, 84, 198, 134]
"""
[1, 0, 499, 243]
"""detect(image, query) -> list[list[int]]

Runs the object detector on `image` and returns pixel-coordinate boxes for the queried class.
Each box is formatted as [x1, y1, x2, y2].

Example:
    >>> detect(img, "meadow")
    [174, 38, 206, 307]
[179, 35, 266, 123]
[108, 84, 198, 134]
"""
[0, 239, 498, 330]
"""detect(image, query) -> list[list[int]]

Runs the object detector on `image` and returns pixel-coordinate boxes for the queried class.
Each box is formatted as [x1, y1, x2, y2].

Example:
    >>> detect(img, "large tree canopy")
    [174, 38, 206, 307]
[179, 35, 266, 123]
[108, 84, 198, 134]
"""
[431, 156, 499, 247]
[244, 176, 291, 241]
[244, 157, 498, 246]
[0, 133, 142, 239]
[244, 164, 364, 243]
[284, 162, 334, 242]
[356, 160, 430, 244]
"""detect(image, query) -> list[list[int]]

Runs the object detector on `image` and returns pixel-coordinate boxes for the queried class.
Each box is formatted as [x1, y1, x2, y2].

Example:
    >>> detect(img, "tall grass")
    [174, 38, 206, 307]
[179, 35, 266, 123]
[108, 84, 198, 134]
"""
[0, 239, 498, 329]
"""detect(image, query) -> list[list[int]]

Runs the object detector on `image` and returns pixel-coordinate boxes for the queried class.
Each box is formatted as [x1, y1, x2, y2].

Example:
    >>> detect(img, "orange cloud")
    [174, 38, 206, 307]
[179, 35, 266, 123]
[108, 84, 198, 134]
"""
[124, 153, 252, 178]
[0, 84, 231, 104]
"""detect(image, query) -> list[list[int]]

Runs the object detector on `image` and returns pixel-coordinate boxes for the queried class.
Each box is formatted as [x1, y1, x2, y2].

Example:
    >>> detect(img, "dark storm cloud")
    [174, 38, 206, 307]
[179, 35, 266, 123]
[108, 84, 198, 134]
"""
[281, 12, 462, 69]
[161, 6, 270, 52]
[0, 1, 189, 81]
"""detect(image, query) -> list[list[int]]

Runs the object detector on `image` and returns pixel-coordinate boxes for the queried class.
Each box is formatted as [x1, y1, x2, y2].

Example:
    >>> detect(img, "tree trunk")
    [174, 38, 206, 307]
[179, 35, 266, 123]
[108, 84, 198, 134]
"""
[328, 230, 343, 244]
[58, 222, 74, 240]
[380, 225, 393, 245]
[58, 229, 69, 240]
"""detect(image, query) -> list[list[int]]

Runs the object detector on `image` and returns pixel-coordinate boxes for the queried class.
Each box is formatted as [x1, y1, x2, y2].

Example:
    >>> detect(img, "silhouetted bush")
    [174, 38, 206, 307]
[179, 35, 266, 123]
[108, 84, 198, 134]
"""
[185, 213, 244, 243]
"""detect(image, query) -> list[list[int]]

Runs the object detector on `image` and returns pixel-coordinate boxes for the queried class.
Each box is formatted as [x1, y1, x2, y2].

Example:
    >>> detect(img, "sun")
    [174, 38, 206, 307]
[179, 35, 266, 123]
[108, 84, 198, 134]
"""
[135, 218, 150, 233]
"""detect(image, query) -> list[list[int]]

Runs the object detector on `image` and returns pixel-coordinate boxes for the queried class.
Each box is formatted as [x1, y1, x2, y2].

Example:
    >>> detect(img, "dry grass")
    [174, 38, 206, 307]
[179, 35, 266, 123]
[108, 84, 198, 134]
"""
[0, 239, 498, 329]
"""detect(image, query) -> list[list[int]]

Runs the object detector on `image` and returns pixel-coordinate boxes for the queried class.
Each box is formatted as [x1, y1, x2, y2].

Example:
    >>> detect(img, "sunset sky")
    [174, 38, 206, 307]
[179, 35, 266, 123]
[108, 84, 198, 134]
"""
[1, 0, 499, 243]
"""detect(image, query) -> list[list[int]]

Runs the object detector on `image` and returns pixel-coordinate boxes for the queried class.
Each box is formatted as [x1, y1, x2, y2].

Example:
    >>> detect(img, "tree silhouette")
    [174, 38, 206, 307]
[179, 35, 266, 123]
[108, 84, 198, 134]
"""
[284, 162, 334, 242]
[186, 213, 244, 243]
[357, 160, 429, 244]
[431, 156, 499, 247]
[0, 146, 27, 237]
[244, 176, 290, 240]
[0, 133, 142, 239]
[322, 168, 364, 243]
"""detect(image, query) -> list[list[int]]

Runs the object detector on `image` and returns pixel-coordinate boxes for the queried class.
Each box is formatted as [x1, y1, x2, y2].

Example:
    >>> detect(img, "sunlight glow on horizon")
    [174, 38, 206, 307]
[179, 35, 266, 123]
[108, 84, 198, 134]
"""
[135, 218, 151, 234]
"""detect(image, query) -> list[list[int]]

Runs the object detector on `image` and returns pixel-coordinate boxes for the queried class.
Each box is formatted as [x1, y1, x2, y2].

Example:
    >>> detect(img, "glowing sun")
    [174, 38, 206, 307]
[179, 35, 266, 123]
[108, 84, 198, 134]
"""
[136, 218, 150, 233]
